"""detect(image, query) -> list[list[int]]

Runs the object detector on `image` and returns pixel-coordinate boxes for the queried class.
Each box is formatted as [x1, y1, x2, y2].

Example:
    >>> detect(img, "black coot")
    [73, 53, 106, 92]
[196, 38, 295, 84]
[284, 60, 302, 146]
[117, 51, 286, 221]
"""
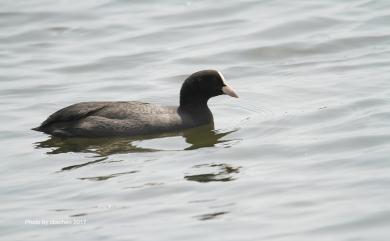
[33, 70, 238, 137]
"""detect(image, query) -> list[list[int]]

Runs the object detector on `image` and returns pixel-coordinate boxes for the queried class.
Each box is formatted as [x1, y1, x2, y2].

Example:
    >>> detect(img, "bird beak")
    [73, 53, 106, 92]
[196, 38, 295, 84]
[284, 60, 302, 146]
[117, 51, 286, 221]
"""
[222, 85, 239, 98]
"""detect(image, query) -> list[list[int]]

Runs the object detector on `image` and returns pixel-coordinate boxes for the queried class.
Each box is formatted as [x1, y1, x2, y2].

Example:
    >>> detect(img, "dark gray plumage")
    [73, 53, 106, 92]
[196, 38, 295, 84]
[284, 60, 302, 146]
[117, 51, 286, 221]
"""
[33, 70, 238, 137]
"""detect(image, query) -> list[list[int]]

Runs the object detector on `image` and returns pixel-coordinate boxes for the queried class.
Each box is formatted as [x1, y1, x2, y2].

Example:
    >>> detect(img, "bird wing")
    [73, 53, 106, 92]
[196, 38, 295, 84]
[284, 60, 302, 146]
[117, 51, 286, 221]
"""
[37, 102, 108, 129]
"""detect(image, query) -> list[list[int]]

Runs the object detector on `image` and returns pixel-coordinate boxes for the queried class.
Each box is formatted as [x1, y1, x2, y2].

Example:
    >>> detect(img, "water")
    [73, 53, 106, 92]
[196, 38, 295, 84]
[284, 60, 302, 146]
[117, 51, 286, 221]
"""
[1, 0, 390, 240]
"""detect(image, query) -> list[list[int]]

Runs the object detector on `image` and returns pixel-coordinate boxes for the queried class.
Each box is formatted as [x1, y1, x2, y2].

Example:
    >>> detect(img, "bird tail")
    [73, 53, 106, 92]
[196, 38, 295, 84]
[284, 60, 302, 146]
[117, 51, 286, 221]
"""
[31, 126, 42, 131]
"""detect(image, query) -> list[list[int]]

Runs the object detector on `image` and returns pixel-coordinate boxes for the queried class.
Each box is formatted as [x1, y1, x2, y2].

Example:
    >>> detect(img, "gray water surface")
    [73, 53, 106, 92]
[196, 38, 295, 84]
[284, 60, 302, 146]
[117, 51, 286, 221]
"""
[1, 0, 390, 240]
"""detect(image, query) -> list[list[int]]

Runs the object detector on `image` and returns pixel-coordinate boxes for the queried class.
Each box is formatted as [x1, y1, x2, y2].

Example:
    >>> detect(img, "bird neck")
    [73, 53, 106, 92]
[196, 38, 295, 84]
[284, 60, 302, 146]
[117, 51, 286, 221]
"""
[179, 95, 213, 125]
[179, 94, 209, 112]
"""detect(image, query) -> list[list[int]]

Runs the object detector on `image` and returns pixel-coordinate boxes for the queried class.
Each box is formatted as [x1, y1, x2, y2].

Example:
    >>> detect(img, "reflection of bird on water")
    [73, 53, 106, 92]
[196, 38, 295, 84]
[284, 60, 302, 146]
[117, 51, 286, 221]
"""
[185, 163, 241, 183]
[34, 136, 155, 156]
[183, 124, 237, 150]
[34, 123, 239, 156]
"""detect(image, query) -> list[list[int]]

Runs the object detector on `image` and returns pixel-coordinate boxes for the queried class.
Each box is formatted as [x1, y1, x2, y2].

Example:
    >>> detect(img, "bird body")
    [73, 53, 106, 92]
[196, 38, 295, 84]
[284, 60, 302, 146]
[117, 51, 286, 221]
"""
[33, 70, 238, 137]
[33, 101, 211, 137]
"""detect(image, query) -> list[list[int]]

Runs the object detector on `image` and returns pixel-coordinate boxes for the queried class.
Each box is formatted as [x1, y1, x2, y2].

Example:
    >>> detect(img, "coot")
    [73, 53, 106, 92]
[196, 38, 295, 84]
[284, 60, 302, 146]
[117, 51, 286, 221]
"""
[33, 70, 238, 137]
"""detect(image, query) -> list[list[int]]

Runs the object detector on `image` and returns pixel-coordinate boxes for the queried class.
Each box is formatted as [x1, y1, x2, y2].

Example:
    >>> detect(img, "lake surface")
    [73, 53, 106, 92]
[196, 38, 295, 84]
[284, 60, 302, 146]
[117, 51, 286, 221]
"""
[1, 0, 390, 240]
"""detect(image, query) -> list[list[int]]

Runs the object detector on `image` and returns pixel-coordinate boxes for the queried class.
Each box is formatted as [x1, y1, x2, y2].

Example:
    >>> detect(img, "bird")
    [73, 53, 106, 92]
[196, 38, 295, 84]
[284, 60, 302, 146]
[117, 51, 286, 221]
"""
[32, 70, 238, 137]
